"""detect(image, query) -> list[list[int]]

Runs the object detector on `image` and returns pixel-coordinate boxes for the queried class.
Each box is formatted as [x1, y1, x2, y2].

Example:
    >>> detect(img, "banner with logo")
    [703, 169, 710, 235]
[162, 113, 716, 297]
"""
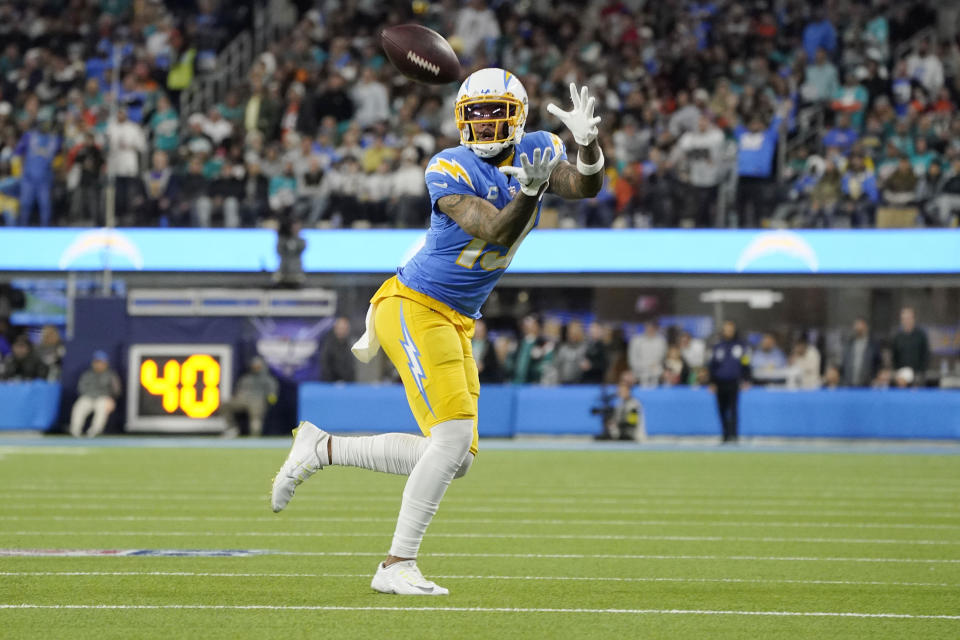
[1, 228, 959, 274]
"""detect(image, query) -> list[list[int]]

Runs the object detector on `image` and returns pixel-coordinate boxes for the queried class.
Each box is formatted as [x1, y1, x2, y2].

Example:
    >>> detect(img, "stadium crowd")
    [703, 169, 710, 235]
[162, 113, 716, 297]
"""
[1, 0, 958, 229]
[315, 304, 946, 391]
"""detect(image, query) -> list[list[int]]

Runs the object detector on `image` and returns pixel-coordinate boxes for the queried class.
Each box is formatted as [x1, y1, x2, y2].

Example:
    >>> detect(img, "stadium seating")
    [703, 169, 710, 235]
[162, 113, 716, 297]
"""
[0, 1, 956, 229]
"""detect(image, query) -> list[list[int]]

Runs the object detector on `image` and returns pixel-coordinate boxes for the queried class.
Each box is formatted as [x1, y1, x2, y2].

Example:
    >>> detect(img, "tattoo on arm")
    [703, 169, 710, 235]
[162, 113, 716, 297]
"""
[438, 191, 541, 247]
[548, 140, 604, 199]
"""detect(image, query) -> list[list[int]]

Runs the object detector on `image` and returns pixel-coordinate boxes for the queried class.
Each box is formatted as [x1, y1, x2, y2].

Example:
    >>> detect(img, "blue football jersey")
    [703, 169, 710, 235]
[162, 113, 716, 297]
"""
[398, 130, 567, 319]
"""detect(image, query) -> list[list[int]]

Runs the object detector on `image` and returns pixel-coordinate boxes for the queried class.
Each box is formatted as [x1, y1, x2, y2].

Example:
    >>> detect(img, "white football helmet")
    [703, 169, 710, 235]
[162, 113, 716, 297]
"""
[455, 68, 528, 158]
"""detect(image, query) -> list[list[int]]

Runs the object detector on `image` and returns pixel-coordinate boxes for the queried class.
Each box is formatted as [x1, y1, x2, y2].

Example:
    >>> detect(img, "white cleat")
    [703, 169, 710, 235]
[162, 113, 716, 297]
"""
[271, 421, 330, 513]
[370, 560, 449, 596]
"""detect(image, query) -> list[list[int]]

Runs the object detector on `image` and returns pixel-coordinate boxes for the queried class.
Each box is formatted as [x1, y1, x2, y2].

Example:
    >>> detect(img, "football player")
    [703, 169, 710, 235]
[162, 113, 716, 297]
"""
[271, 68, 604, 595]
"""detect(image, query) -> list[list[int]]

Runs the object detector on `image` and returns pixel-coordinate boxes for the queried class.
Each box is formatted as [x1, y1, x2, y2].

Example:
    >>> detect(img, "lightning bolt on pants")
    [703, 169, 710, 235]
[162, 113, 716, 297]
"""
[371, 295, 480, 557]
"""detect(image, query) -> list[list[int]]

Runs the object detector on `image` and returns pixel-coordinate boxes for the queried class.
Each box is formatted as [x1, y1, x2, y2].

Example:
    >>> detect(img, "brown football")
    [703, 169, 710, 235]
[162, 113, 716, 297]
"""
[380, 24, 461, 85]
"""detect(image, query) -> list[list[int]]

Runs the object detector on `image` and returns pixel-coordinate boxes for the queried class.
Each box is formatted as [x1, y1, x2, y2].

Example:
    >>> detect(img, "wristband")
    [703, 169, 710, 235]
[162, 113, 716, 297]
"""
[577, 149, 604, 175]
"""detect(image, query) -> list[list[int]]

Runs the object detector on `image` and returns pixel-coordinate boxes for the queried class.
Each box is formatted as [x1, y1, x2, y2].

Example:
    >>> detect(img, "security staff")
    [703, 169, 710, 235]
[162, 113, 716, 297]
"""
[708, 320, 751, 443]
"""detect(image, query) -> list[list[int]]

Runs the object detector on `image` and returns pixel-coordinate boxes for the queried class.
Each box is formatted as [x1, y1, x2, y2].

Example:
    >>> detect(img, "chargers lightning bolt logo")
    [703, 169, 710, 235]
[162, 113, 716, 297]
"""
[399, 305, 435, 417]
[425, 158, 474, 189]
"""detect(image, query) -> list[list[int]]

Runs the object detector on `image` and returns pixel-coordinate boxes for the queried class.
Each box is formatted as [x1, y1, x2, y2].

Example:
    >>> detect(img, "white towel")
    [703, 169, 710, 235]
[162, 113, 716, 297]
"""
[351, 302, 380, 363]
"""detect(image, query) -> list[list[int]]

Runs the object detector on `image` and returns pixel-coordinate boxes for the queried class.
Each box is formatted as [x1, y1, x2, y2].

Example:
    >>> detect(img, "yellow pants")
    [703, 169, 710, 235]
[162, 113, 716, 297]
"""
[372, 277, 479, 455]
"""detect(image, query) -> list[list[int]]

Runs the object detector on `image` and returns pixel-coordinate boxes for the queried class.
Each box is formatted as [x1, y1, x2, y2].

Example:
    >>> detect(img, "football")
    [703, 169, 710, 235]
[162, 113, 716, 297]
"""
[380, 24, 461, 85]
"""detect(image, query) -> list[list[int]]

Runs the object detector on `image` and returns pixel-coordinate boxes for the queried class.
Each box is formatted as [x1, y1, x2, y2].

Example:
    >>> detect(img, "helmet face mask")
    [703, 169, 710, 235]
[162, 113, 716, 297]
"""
[455, 68, 528, 158]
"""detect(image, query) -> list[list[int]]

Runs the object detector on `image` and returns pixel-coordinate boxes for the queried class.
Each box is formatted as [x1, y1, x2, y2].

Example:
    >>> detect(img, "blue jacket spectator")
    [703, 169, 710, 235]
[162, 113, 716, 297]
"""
[14, 123, 60, 226]
[822, 115, 859, 155]
[735, 115, 783, 179]
[803, 11, 837, 61]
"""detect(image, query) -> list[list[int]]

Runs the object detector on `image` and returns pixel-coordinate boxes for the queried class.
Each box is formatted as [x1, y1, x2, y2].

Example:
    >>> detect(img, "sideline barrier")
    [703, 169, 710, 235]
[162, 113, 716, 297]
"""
[299, 383, 960, 441]
[0, 381, 61, 430]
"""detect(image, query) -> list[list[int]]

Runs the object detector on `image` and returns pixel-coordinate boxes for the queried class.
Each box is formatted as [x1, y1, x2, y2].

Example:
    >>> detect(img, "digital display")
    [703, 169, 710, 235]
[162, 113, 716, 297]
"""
[126, 344, 233, 433]
[2, 228, 960, 274]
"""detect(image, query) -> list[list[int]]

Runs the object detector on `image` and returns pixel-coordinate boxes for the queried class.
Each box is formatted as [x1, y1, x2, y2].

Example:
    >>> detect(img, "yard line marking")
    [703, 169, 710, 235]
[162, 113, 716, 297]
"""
[1, 571, 956, 589]
[2, 604, 959, 620]
[7, 514, 960, 531]
[2, 529, 958, 546]
[11, 482, 959, 497]
[273, 551, 960, 564]
[1, 547, 957, 563]
[6, 502, 959, 522]
[5, 501, 959, 521]
[3, 491, 956, 510]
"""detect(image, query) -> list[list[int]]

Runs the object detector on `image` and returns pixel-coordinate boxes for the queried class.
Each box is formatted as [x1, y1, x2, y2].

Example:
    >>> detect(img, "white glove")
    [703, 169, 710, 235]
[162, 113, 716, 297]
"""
[547, 83, 602, 146]
[499, 147, 563, 197]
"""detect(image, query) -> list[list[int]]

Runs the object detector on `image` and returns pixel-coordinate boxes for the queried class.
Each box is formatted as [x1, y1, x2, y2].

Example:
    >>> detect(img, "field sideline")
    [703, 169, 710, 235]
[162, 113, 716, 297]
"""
[0, 439, 958, 639]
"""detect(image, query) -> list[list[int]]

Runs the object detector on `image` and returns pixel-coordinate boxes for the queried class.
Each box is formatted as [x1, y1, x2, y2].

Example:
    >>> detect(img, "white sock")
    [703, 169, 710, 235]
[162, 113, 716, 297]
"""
[388, 419, 473, 559]
[330, 433, 429, 476]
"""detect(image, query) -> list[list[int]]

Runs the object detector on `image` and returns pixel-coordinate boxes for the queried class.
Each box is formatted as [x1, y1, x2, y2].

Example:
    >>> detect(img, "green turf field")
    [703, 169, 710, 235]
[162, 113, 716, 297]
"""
[1, 441, 958, 639]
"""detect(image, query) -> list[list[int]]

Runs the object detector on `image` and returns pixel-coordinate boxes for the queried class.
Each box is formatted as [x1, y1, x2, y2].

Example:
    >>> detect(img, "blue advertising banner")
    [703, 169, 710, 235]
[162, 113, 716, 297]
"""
[1, 228, 959, 274]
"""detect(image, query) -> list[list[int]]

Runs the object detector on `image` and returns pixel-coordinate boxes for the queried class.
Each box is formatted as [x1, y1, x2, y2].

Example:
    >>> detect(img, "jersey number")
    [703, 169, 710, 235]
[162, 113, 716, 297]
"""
[454, 210, 538, 271]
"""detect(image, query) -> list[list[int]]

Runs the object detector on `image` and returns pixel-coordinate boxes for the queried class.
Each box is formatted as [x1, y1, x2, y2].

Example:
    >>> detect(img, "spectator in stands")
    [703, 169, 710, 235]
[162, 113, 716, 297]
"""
[840, 153, 880, 227]
[803, 7, 838, 61]
[882, 156, 919, 206]
[549, 320, 589, 385]
[708, 320, 750, 443]
[68, 350, 120, 438]
[678, 330, 706, 370]
[313, 73, 353, 125]
[241, 157, 270, 225]
[628, 320, 667, 387]
[669, 90, 703, 139]
[806, 159, 842, 228]
[582, 322, 608, 384]
[751, 332, 787, 385]
[804, 48, 840, 103]
[320, 316, 357, 383]
[390, 147, 429, 228]
[15, 114, 61, 227]
[66, 132, 103, 225]
[788, 336, 823, 389]
[891, 306, 930, 386]
[734, 101, 790, 227]
[510, 315, 547, 385]
[269, 161, 298, 215]
[822, 364, 841, 389]
[244, 76, 281, 139]
[599, 371, 643, 442]
[472, 319, 502, 384]
[350, 68, 389, 130]
[221, 356, 278, 438]
[670, 114, 725, 227]
[925, 156, 960, 226]
[35, 325, 64, 382]
[841, 317, 879, 387]
[906, 39, 945, 98]
[203, 106, 234, 147]
[142, 151, 174, 226]
[823, 113, 859, 156]
[211, 162, 243, 228]
[295, 156, 326, 226]
[454, 0, 501, 61]
[1, 335, 46, 380]
[832, 71, 870, 130]
[106, 108, 146, 221]
[660, 345, 690, 386]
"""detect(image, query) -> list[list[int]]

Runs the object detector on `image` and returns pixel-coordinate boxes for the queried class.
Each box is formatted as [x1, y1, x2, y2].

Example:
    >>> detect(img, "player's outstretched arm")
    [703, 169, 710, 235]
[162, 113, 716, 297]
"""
[438, 148, 561, 247]
[546, 83, 605, 200]
[438, 192, 541, 247]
